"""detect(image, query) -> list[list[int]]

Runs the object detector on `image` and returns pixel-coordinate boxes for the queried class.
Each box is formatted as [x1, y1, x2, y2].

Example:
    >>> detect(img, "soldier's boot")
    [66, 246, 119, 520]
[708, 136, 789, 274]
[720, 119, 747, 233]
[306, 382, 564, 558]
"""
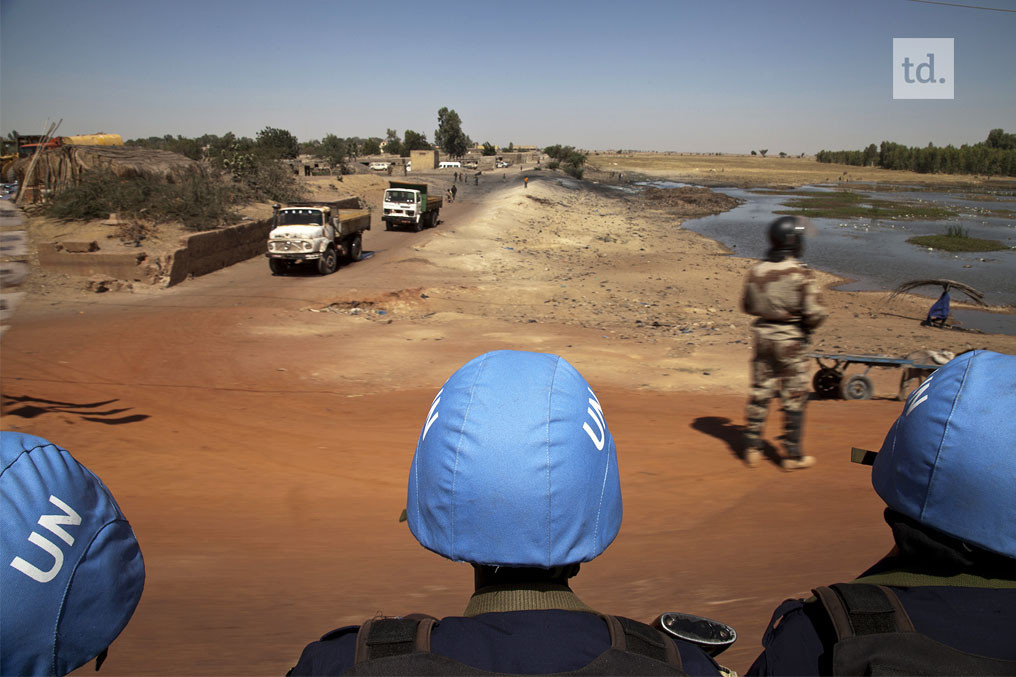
[742, 420, 764, 468]
[780, 411, 816, 471]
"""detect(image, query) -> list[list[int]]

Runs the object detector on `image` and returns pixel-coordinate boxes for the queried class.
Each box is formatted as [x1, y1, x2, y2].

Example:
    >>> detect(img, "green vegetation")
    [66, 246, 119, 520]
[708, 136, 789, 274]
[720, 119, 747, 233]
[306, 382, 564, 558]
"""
[255, 126, 299, 160]
[773, 190, 956, 220]
[481, 142, 497, 156]
[543, 144, 587, 179]
[907, 225, 1009, 252]
[435, 107, 470, 158]
[43, 171, 241, 231]
[816, 129, 1016, 176]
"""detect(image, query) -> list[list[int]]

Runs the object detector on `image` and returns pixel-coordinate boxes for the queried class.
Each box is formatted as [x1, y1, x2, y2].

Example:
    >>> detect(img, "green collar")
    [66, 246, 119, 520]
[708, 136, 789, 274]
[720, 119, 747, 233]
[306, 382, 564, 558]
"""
[463, 584, 599, 617]
[854, 569, 1016, 589]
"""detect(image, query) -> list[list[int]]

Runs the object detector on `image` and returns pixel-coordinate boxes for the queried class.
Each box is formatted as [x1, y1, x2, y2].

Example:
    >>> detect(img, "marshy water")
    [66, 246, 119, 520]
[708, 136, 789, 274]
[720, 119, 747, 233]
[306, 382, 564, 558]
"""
[652, 182, 1016, 334]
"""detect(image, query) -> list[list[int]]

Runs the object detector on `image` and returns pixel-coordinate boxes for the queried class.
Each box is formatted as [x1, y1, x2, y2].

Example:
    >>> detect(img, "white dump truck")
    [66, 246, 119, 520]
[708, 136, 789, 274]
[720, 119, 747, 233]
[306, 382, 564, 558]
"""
[266, 199, 371, 275]
[382, 181, 442, 232]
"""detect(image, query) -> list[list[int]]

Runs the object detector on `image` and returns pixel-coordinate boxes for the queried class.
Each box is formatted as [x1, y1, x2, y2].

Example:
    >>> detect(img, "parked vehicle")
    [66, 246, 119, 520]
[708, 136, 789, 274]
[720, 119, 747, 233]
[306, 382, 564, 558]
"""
[496, 160, 511, 168]
[438, 161, 461, 169]
[266, 199, 370, 275]
[382, 181, 442, 232]
[370, 162, 391, 171]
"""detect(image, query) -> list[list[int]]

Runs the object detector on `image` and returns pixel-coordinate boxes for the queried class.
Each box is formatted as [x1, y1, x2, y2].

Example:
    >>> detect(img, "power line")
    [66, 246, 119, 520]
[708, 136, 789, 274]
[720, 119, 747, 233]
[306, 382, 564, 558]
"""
[906, 0, 1016, 12]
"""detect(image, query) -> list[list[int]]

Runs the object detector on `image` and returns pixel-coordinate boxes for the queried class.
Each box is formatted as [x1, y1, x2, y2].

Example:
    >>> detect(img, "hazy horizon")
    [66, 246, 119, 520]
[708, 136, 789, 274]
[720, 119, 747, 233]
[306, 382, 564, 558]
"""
[2, 0, 1014, 155]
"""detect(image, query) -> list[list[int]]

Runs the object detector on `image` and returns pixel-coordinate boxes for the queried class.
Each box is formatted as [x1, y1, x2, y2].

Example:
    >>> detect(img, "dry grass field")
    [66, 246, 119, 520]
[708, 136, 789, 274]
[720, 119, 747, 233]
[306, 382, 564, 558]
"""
[586, 152, 1014, 188]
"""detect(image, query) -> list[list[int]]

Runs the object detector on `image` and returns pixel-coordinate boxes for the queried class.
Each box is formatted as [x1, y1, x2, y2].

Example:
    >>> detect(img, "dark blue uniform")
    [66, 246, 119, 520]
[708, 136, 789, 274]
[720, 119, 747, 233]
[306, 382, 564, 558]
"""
[748, 584, 1016, 675]
[291, 609, 723, 676]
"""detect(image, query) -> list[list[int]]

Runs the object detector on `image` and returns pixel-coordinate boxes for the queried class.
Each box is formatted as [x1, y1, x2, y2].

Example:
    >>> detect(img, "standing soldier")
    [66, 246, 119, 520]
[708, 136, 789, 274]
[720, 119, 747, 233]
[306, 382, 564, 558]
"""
[741, 216, 826, 470]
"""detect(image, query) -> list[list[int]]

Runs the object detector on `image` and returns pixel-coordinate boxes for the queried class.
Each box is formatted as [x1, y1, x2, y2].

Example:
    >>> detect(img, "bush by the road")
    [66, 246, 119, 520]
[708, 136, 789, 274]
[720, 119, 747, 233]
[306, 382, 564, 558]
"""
[44, 171, 242, 231]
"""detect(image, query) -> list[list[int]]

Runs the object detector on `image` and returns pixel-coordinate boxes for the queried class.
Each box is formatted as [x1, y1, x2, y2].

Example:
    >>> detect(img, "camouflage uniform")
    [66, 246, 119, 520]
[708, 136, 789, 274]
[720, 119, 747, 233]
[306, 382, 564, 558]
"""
[742, 257, 826, 459]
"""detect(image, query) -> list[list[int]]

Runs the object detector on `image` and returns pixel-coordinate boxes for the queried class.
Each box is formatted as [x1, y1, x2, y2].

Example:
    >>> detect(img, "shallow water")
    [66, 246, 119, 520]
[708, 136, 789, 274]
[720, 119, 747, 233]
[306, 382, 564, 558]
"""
[655, 181, 1016, 335]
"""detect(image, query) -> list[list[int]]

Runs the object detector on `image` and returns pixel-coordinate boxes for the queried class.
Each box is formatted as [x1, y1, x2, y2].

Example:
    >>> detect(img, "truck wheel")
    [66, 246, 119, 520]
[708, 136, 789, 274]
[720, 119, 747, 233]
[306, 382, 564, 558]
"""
[385, 222, 393, 231]
[347, 234, 362, 262]
[269, 259, 287, 276]
[412, 218, 422, 233]
[317, 247, 338, 275]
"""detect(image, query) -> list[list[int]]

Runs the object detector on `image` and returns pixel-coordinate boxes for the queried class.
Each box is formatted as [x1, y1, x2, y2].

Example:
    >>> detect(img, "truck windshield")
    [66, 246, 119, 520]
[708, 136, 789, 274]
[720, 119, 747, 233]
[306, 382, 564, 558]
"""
[386, 190, 416, 204]
[278, 209, 323, 225]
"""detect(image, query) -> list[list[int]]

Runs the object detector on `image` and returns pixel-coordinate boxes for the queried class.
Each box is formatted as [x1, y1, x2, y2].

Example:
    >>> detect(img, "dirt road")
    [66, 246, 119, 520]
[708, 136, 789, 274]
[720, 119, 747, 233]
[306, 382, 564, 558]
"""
[3, 171, 1013, 674]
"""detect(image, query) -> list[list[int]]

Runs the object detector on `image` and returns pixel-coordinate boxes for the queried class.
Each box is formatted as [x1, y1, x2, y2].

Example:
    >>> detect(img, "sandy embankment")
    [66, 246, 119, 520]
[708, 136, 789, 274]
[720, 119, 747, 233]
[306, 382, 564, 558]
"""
[332, 172, 1016, 399]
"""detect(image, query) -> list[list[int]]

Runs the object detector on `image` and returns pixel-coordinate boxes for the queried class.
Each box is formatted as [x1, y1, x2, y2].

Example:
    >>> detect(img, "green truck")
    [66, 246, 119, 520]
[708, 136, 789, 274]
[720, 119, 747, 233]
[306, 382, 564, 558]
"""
[382, 181, 443, 232]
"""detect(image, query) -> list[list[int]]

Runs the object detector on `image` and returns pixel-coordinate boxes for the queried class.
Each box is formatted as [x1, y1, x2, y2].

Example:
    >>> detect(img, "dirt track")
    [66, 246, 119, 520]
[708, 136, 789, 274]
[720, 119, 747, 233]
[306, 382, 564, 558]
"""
[3, 169, 1014, 674]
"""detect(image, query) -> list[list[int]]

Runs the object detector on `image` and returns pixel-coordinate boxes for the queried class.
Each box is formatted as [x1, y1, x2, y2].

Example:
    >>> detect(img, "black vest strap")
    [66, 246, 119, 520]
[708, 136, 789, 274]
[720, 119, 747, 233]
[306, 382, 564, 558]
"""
[349, 613, 687, 675]
[813, 583, 1016, 676]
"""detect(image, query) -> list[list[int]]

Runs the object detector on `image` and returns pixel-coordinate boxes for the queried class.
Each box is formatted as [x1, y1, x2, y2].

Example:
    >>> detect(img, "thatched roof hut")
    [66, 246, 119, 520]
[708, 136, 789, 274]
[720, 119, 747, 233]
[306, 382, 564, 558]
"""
[13, 146, 203, 202]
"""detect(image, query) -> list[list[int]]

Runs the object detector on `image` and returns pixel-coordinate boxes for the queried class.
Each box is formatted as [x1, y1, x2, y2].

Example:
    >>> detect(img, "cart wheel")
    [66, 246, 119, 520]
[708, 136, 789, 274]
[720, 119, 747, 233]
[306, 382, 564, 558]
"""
[812, 368, 842, 399]
[840, 374, 874, 401]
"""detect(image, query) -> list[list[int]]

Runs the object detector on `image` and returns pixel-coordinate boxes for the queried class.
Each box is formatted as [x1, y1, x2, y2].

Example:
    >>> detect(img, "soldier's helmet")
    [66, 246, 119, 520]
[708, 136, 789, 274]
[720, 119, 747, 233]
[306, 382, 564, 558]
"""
[870, 350, 1016, 559]
[2, 432, 145, 676]
[767, 216, 807, 258]
[405, 350, 622, 568]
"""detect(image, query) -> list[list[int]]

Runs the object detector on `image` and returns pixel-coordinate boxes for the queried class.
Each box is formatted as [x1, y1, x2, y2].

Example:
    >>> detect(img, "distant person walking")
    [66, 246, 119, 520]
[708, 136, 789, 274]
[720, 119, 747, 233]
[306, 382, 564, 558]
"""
[524, 176, 529, 189]
[474, 173, 479, 185]
[451, 184, 457, 201]
[454, 171, 459, 182]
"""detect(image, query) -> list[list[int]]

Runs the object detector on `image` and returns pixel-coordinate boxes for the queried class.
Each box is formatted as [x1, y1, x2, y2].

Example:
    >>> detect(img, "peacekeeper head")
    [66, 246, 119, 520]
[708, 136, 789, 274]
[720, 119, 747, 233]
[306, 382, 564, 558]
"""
[405, 349, 621, 593]
[766, 216, 809, 262]
[858, 349, 1016, 571]
[1, 432, 145, 676]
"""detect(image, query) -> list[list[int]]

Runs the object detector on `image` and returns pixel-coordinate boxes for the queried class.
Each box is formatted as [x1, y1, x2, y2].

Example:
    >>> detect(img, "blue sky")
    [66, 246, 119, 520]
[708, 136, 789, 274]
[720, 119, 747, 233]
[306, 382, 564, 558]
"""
[2, 0, 1013, 154]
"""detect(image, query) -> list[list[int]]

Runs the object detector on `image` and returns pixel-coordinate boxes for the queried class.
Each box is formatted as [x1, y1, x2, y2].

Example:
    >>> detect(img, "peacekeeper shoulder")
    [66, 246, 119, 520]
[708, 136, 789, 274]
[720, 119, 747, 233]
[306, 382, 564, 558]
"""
[345, 614, 689, 676]
[813, 583, 1016, 675]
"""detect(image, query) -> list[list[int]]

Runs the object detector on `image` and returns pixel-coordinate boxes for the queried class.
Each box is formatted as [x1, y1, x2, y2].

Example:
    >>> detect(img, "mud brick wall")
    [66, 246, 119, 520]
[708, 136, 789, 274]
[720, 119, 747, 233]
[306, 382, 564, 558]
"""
[38, 217, 274, 287]
[37, 243, 155, 282]
[166, 218, 273, 285]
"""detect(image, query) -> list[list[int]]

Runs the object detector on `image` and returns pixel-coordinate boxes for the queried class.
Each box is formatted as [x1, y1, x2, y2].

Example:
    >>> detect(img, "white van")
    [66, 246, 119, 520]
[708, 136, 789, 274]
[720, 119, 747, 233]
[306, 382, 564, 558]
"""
[438, 161, 462, 169]
[370, 162, 391, 171]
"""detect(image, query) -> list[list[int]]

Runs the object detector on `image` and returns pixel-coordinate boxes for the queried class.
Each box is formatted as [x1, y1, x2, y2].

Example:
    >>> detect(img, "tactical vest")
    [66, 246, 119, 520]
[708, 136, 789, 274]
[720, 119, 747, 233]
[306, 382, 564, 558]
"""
[814, 583, 1016, 676]
[344, 614, 689, 676]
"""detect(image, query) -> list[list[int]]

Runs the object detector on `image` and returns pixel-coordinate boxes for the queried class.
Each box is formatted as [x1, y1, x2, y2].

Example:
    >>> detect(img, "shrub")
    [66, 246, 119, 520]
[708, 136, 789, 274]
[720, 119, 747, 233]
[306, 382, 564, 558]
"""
[44, 170, 241, 231]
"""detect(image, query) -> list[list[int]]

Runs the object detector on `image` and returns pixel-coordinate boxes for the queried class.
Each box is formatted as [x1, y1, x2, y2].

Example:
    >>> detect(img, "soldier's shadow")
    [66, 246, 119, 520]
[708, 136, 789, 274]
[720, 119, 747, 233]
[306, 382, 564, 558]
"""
[691, 416, 782, 466]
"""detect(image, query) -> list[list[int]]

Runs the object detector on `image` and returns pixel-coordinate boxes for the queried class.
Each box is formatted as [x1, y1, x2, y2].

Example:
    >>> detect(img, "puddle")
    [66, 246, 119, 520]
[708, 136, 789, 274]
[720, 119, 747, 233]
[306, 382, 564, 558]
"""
[672, 184, 1016, 334]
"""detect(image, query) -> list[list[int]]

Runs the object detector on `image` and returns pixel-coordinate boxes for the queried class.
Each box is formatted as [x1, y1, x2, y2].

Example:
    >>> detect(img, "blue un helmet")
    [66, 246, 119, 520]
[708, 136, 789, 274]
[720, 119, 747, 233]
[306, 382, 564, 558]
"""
[1, 432, 145, 676]
[867, 350, 1016, 559]
[406, 350, 622, 568]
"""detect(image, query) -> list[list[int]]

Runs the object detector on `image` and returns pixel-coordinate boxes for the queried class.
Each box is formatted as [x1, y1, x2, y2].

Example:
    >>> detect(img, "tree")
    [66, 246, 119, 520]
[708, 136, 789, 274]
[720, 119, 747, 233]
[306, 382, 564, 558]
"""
[506, 142, 514, 152]
[750, 150, 757, 156]
[986, 128, 1016, 150]
[435, 107, 469, 158]
[256, 126, 299, 159]
[759, 149, 768, 158]
[778, 151, 787, 158]
[481, 142, 497, 156]
[361, 137, 382, 155]
[543, 144, 586, 179]
[402, 129, 431, 154]
[383, 128, 403, 157]
[320, 134, 348, 166]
